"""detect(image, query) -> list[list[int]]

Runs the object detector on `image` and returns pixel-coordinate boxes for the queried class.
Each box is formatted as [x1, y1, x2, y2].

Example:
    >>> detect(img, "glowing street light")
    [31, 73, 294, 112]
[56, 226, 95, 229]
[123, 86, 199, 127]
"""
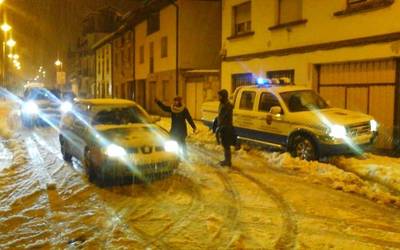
[7, 53, 13, 59]
[6, 38, 16, 48]
[13, 54, 19, 60]
[0, 0, 5, 5]
[1, 23, 11, 33]
[54, 59, 62, 66]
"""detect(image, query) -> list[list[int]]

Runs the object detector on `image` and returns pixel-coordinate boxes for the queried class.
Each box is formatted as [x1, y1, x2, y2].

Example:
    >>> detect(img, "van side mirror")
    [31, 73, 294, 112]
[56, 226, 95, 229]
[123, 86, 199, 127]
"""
[270, 106, 282, 115]
[151, 115, 161, 123]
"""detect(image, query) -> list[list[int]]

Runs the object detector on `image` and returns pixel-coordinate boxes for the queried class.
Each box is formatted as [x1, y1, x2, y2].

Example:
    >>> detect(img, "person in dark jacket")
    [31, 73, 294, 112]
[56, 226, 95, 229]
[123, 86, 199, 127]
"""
[155, 96, 196, 156]
[217, 89, 234, 166]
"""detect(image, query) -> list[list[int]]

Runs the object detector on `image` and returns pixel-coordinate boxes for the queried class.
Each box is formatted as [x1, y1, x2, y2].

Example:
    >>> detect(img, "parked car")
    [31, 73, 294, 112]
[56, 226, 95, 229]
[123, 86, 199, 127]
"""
[202, 81, 378, 161]
[59, 99, 180, 184]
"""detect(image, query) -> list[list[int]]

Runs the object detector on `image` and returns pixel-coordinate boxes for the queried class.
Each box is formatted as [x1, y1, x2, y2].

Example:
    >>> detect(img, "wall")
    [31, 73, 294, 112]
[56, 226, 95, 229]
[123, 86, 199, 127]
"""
[222, 0, 400, 58]
[180, 0, 221, 69]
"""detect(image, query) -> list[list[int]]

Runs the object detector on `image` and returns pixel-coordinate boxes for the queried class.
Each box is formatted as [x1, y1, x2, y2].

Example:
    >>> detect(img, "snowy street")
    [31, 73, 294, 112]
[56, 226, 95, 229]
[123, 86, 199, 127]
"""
[2, 123, 400, 249]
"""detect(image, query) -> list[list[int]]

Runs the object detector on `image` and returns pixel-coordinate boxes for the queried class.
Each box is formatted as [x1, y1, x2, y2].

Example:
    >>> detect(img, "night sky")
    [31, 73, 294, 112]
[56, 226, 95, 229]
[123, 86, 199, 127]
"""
[4, 0, 142, 83]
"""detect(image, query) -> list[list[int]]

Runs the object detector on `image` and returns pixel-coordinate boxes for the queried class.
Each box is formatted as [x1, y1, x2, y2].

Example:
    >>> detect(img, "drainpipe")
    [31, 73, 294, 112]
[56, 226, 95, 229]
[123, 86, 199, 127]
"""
[168, 0, 179, 96]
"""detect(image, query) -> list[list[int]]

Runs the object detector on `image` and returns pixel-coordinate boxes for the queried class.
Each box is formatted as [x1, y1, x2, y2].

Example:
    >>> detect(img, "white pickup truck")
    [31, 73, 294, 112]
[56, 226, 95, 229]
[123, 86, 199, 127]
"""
[201, 83, 378, 160]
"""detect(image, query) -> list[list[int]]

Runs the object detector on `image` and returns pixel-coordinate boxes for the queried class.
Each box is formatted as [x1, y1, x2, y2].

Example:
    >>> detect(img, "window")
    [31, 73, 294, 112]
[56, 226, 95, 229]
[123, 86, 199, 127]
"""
[139, 45, 144, 64]
[147, 11, 160, 35]
[161, 36, 168, 58]
[267, 70, 295, 84]
[278, 0, 302, 24]
[259, 93, 281, 112]
[239, 91, 256, 110]
[232, 73, 255, 91]
[149, 42, 154, 73]
[233, 2, 251, 35]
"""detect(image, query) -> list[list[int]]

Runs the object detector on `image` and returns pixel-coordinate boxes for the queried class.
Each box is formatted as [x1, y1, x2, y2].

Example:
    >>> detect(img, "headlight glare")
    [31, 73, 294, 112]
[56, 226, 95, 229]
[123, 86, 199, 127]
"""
[105, 144, 127, 157]
[329, 125, 347, 139]
[23, 101, 39, 114]
[164, 140, 180, 154]
[370, 120, 378, 132]
[60, 101, 72, 113]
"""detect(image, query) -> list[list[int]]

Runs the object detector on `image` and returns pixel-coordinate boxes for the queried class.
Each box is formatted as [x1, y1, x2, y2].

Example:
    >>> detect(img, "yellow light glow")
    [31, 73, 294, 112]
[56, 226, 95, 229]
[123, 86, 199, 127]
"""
[1, 23, 11, 33]
[55, 59, 62, 66]
[6, 38, 16, 48]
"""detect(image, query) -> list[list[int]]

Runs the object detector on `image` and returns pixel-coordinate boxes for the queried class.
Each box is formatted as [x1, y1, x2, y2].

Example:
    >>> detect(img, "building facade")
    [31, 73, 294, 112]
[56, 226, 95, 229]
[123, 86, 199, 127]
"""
[94, 42, 113, 98]
[222, 0, 400, 148]
[68, 7, 121, 97]
[134, 0, 221, 118]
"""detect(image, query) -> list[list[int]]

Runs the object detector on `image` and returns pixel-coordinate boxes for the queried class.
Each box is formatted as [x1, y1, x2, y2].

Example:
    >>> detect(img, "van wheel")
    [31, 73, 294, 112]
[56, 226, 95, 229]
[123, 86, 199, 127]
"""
[290, 135, 318, 161]
[60, 137, 72, 162]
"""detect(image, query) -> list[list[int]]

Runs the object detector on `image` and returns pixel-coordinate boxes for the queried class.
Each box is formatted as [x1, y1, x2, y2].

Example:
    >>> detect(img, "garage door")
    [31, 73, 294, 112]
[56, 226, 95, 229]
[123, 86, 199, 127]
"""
[318, 59, 397, 149]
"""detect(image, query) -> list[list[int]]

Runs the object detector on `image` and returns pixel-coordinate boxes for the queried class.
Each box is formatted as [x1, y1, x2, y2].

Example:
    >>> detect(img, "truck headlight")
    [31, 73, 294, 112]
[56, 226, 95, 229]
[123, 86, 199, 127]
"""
[60, 101, 72, 113]
[105, 144, 127, 157]
[23, 101, 39, 114]
[370, 120, 378, 132]
[164, 140, 180, 154]
[329, 125, 347, 139]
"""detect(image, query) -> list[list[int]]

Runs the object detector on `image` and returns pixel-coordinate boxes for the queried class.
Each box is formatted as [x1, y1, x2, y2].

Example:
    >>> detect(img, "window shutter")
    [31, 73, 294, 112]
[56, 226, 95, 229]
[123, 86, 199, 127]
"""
[279, 0, 302, 24]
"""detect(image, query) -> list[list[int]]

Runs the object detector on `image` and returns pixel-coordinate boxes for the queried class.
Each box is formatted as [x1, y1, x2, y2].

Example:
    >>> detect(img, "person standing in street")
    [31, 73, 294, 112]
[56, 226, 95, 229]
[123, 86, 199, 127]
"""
[155, 96, 196, 157]
[216, 89, 234, 167]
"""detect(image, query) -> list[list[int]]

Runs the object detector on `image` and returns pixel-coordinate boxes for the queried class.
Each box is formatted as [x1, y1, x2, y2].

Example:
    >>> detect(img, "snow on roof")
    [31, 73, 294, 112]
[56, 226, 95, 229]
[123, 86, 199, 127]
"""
[76, 98, 136, 106]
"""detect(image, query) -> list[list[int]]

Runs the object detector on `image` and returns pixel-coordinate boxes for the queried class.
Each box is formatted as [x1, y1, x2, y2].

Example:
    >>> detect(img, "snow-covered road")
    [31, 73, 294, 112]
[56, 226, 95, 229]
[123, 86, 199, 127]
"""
[1, 127, 400, 249]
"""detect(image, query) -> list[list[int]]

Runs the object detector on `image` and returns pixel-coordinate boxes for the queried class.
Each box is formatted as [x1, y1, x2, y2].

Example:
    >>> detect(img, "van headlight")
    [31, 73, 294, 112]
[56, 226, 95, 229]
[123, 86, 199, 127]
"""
[329, 125, 347, 139]
[23, 101, 39, 114]
[105, 144, 127, 157]
[164, 140, 180, 154]
[370, 120, 378, 132]
[60, 101, 72, 113]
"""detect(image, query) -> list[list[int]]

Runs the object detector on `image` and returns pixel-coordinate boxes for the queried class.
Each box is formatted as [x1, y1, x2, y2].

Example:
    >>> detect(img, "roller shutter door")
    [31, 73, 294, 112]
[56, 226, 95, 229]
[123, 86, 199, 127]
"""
[318, 59, 396, 149]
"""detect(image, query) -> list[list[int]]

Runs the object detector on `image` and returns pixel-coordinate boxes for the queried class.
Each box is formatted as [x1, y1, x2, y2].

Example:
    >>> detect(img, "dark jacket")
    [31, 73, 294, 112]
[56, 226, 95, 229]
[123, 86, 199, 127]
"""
[217, 100, 234, 146]
[156, 100, 196, 139]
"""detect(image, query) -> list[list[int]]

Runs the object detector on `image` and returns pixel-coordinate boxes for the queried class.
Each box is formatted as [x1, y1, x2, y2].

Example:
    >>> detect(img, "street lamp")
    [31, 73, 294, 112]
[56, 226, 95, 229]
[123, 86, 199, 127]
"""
[0, 0, 5, 5]
[1, 23, 11, 33]
[55, 59, 62, 67]
[6, 38, 15, 48]
[12, 54, 18, 60]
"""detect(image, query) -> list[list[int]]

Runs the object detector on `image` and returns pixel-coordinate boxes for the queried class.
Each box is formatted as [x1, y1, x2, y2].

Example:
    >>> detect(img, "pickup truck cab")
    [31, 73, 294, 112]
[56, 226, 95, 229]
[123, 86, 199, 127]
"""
[202, 82, 378, 160]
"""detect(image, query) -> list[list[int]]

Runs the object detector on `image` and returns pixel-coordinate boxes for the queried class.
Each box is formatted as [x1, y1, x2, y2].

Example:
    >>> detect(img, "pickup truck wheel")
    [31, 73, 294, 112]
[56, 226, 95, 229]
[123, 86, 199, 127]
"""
[60, 137, 72, 162]
[291, 135, 317, 161]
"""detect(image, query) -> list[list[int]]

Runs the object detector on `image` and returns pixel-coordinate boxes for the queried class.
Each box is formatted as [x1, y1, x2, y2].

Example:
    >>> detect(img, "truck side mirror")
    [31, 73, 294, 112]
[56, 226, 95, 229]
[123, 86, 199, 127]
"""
[270, 106, 282, 115]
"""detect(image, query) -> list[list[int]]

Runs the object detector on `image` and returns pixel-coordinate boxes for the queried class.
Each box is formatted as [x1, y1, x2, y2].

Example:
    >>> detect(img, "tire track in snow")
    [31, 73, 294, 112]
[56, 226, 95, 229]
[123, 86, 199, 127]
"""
[191, 144, 297, 250]
[188, 146, 243, 249]
[31, 129, 205, 249]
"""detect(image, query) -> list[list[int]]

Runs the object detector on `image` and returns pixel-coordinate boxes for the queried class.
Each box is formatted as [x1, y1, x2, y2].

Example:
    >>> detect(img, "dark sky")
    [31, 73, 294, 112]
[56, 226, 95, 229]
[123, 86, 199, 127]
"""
[5, 0, 142, 83]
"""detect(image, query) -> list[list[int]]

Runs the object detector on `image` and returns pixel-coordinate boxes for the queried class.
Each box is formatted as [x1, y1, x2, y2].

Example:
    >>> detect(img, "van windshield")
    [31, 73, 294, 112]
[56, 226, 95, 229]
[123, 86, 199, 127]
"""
[280, 90, 329, 112]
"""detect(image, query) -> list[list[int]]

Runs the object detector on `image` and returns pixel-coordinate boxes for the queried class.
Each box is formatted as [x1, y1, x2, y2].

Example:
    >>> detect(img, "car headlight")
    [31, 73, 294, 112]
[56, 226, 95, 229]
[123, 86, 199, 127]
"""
[60, 101, 72, 113]
[329, 125, 347, 139]
[23, 101, 39, 114]
[164, 140, 180, 154]
[105, 144, 127, 157]
[370, 120, 378, 132]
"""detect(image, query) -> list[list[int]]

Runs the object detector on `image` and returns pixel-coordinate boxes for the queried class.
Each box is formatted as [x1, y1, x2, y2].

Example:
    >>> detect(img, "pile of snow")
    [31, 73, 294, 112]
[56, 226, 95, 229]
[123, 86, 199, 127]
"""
[0, 101, 20, 139]
[334, 154, 400, 194]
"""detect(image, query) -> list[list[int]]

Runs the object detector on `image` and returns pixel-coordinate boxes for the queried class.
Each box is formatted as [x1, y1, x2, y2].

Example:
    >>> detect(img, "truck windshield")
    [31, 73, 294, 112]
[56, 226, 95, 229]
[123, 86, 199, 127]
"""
[280, 90, 329, 112]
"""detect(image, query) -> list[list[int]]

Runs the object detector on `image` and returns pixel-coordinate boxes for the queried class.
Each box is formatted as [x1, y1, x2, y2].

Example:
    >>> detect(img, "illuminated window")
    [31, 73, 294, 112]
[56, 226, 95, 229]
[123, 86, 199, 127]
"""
[233, 2, 251, 35]
[267, 70, 295, 84]
[232, 73, 255, 91]
[278, 0, 302, 24]
[161, 36, 168, 58]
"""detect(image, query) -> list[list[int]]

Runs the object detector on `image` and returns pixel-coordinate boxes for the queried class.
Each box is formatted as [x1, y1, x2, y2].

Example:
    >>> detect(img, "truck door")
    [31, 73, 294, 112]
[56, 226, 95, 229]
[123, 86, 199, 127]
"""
[254, 92, 289, 146]
[234, 90, 258, 139]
